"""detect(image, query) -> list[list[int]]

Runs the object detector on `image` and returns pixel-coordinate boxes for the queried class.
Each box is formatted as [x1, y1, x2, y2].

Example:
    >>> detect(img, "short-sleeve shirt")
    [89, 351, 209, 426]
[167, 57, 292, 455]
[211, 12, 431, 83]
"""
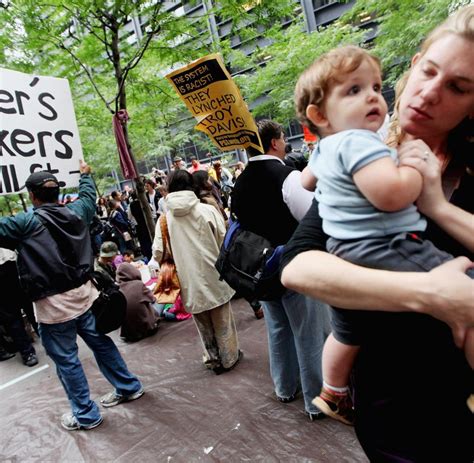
[310, 129, 426, 240]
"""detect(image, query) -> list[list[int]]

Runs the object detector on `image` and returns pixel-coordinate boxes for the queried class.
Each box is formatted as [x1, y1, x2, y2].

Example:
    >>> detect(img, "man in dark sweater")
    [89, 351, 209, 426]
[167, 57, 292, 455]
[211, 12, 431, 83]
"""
[231, 120, 330, 421]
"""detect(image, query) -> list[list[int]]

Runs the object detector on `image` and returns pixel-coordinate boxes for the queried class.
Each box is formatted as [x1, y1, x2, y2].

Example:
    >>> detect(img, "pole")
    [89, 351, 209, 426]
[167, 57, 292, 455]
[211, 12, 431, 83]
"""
[18, 193, 28, 212]
[90, 174, 102, 197]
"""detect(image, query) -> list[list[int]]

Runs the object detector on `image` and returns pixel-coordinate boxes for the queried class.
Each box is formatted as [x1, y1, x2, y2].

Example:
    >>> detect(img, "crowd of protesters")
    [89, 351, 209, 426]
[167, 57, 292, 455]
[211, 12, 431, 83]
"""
[0, 6, 473, 462]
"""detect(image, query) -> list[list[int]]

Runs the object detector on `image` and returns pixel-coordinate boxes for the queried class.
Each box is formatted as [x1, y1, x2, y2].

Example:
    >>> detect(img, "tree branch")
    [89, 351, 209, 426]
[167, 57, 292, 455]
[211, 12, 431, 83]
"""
[58, 41, 114, 113]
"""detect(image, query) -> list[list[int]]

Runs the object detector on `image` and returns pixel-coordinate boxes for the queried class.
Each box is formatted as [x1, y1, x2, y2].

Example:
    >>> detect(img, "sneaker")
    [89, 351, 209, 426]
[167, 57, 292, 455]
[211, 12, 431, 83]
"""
[61, 413, 103, 431]
[100, 387, 145, 408]
[22, 352, 38, 367]
[312, 387, 354, 426]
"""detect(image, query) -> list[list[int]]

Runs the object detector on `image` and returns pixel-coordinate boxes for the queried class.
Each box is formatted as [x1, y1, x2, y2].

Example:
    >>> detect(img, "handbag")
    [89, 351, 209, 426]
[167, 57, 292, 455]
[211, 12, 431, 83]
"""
[90, 276, 127, 334]
[154, 215, 181, 304]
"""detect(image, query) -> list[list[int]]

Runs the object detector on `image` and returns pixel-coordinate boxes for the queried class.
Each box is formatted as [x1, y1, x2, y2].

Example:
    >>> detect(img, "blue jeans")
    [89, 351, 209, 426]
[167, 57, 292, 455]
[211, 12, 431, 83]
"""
[261, 291, 330, 414]
[39, 309, 142, 426]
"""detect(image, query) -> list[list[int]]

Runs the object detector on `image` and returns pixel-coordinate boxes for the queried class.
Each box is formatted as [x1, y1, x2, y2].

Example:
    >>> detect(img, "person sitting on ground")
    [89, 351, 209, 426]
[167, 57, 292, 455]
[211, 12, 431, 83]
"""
[116, 263, 161, 343]
[155, 294, 192, 322]
[295, 44, 474, 425]
[95, 241, 119, 289]
[122, 250, 146, 268]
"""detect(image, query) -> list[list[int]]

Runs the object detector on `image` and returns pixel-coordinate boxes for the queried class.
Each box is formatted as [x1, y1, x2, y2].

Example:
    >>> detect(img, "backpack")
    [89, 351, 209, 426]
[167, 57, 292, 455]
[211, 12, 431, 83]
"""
[214, 220, 285, 301]
[90, 274, 127, 334]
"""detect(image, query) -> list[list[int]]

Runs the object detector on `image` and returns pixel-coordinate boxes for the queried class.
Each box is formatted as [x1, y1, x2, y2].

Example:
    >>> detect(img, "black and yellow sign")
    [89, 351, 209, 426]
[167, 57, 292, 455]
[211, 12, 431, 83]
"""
[166, 53, 263, 153]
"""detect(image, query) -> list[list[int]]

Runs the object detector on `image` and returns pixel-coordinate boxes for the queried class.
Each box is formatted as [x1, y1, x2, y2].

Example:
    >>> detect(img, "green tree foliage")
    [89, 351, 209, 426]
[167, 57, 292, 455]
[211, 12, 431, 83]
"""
[0, 0, 468, 184]
[236, 17, 363, 123]
[0, 0, 292, 178]
[237, 0, 467, 125]
[344, 0, 468, 83]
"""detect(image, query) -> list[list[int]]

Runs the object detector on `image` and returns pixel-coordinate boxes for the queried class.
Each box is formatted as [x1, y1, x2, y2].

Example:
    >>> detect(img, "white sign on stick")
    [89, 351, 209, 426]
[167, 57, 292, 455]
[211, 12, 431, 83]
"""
[0, 68, 83, 196]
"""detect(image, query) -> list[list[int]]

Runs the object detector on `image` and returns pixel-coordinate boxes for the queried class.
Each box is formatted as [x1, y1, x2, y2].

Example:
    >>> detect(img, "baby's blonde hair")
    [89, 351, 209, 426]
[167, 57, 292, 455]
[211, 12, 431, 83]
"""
[295, 45, 381, 136]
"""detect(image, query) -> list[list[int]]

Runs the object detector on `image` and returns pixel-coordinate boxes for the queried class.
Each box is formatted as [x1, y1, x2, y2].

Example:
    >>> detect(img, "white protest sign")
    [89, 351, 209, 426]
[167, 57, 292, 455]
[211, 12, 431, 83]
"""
[0, 68, 83, 196]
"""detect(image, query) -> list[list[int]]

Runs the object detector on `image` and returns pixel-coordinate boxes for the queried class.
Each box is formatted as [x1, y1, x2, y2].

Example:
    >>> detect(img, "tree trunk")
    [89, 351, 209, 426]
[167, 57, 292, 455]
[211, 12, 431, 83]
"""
[109, 14, 156, 241]
[123, 124, 156, 240]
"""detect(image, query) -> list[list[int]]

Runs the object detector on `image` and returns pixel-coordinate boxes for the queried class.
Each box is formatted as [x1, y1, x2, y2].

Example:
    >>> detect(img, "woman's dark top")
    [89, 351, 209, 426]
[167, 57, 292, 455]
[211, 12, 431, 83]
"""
[281, 170, 474, 462]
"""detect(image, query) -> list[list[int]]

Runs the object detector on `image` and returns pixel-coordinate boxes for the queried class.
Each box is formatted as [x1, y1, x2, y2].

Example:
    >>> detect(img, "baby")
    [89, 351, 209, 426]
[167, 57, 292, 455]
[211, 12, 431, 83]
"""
[295, 45, 474, 424]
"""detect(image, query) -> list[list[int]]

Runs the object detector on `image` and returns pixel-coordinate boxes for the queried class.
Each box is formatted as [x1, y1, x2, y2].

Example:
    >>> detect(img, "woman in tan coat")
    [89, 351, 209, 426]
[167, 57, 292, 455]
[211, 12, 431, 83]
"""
[152, 170, 241, 374]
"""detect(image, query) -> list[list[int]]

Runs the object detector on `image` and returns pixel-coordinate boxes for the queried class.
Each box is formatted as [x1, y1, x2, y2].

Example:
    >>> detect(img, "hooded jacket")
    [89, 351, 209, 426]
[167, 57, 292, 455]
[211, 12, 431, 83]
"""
[152, 190, 234, 314]
[116, 263, 159, 341]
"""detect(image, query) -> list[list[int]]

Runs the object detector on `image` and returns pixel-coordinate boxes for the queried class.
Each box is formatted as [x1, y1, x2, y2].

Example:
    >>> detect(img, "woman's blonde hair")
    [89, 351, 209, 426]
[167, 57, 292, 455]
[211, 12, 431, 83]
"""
[386, 5, 474, 153]
[295, 45, 381, 136]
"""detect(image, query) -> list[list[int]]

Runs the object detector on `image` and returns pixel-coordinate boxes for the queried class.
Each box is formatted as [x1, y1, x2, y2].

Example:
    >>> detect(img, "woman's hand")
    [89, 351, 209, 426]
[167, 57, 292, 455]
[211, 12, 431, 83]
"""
[398, 139, 446, 218]
[427, 257, 474, 349]
[399, 140, 474, 252]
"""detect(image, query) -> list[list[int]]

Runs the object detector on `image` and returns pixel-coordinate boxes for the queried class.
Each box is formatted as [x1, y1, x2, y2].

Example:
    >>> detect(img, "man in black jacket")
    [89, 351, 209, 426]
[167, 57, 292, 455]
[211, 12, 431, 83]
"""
[232, 120, 330, 421]
[0, 162, 143, 431]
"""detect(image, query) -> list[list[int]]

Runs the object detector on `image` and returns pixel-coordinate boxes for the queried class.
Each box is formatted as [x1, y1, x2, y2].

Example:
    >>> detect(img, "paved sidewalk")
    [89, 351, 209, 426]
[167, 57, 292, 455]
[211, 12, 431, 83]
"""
[0, 298, 367, 462]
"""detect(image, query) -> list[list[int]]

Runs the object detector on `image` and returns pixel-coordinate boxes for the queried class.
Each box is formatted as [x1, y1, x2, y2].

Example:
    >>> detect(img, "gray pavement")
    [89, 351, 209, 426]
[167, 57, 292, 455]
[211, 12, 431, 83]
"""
[0, 298, 367, 462]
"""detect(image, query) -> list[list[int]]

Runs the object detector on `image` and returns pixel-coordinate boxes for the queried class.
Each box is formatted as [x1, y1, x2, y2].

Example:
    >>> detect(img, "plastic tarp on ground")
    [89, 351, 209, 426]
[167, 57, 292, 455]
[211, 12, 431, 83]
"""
[0, 298, 367, 462]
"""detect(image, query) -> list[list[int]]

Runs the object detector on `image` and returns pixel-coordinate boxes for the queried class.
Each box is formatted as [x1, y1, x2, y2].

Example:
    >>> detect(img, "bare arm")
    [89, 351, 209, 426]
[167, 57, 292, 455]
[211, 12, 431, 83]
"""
[353, 157, 423, 211]
[399, 141, 474, 252]
[281, 251, 474, 348]
[301, 166, 317, 192]
[280, 200, 474, 349]
[425, 203, 474, 252]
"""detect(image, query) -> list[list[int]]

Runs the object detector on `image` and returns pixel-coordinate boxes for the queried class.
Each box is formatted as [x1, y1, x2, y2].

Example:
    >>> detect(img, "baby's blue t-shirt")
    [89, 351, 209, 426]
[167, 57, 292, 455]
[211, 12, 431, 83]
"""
[310, 129, 426, 240]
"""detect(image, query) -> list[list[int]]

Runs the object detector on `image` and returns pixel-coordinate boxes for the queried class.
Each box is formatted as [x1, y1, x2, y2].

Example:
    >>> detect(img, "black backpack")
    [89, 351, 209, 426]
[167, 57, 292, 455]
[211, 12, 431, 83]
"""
[215, 220, 285, 301]
[90, 274, 127, 334]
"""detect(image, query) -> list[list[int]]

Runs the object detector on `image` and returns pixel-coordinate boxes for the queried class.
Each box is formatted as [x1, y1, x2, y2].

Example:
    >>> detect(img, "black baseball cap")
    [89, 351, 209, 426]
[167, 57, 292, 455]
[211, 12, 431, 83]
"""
[25, 171, 59, 190]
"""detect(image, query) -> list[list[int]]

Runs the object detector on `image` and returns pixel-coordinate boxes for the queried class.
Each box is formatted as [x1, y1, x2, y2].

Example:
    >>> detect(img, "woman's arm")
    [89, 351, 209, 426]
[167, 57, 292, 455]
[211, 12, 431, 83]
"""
[281, 201, 474, 347]
[423, 201, 474, 252]
[399, 140, 474, 252]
